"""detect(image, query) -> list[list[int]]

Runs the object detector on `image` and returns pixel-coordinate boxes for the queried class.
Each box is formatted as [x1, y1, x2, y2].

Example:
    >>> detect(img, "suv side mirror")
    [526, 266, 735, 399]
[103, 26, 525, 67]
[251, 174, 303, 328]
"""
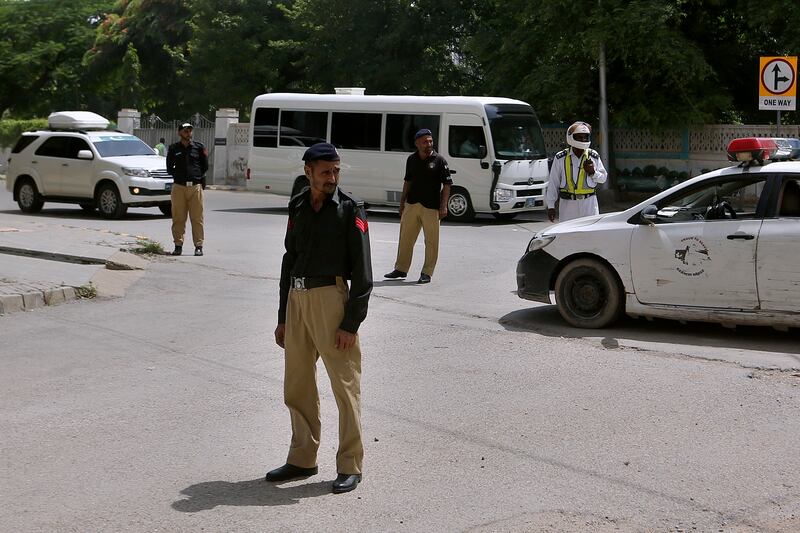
[641, 204, 658, 225]
[77, 150, 94, 160]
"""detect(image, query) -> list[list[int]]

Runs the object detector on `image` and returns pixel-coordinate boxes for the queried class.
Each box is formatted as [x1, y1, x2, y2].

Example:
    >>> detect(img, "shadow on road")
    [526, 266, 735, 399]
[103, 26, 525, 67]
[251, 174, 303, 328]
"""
[172, 478, 331, 511]
[501, 305, 800, 358]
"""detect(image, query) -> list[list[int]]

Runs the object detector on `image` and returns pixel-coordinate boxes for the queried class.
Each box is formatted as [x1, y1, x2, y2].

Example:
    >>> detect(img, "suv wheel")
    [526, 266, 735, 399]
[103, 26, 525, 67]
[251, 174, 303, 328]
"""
[96, 183, 128, 219]
[16, 178, 44, 213]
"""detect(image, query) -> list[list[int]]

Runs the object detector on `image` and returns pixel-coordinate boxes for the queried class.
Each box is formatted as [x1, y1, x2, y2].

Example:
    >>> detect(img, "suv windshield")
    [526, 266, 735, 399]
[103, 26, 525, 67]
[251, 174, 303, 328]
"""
[92, 135, 156, 157]
[485, 104, 547, 160]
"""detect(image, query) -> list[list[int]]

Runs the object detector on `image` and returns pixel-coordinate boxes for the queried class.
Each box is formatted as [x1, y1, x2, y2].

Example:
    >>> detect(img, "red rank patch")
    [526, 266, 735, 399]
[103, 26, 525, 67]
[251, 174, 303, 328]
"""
[355, 216, 368, 233]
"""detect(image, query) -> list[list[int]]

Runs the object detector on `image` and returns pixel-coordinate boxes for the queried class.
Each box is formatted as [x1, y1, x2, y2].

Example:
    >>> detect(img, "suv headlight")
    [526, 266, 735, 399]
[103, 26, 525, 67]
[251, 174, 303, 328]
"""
[122, 167, 150, 178]
[527, 233, 555, 252]
[493, 187, 513, 202]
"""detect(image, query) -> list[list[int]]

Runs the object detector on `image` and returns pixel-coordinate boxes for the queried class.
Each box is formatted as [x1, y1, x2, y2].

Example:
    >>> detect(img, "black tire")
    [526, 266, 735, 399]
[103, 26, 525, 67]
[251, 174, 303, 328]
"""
[291, 176, 309, 197]
[554, 258, 623, 328]
[159, 203, 172, 217]
[493, 212, 518, 221]
[16, 178, 44, 213]
[446, 186, 475, 222]
[79, 203, 95, 213]
[96, 183, 128, 219]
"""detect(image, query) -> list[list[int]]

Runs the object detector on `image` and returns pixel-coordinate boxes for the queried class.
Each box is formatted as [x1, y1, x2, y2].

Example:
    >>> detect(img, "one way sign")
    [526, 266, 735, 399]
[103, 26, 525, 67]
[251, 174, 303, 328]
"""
[759, 56, 797, 111]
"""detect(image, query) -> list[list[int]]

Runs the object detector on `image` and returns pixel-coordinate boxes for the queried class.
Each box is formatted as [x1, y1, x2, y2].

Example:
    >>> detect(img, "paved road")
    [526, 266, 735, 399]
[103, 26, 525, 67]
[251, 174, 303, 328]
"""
[1, 185, 798, 532]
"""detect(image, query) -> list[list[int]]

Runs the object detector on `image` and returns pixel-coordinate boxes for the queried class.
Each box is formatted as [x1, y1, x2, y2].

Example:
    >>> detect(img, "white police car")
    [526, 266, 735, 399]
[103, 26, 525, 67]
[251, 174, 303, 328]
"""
[516, 137, 800, 330]
[5, 111, 172, 219]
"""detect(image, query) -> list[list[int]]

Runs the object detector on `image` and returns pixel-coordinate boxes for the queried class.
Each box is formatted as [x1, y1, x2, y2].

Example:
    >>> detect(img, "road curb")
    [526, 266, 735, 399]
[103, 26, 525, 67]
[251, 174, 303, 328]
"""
[0, 282, 77, 315]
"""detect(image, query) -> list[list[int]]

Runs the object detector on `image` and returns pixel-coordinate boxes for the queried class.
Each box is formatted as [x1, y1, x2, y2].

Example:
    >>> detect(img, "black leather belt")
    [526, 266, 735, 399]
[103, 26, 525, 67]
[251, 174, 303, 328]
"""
[291, 276, 337, 290]
[559, 191, 595, 200]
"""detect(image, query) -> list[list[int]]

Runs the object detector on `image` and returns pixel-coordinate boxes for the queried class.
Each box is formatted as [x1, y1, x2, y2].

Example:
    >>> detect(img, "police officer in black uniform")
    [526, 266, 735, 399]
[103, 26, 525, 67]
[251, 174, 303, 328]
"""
[166, 122, 208, 256]
[266, 142, 373, 494]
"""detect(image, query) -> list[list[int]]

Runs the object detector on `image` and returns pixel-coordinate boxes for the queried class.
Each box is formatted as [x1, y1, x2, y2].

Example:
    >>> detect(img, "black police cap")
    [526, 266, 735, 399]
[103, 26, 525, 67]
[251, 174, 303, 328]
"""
[302, 143, 340, 162]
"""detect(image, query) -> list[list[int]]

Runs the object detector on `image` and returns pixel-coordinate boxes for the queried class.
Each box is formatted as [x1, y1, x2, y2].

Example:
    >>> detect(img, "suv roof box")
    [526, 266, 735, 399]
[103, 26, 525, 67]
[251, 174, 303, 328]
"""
[48, 111, 110, 130]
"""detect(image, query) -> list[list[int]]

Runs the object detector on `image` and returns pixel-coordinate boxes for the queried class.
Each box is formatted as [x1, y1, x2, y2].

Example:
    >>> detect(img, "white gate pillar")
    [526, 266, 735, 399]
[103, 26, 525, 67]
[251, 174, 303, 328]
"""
[117, 109, 140, 134]
[213, 108, 239, 185]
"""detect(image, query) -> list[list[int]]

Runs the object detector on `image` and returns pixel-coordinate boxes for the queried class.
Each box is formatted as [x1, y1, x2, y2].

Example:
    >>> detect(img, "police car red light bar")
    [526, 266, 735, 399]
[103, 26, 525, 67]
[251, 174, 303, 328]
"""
[726, 137, 778, 162]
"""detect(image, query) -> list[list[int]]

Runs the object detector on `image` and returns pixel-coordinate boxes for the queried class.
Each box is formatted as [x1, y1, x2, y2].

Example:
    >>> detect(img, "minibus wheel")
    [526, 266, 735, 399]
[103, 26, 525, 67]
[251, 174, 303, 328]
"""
[447, 187, 475, 222]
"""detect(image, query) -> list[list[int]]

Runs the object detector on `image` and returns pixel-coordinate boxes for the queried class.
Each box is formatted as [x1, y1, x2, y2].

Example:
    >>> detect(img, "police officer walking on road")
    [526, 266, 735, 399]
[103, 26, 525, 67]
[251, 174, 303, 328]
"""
[266, 142, 373, 494]
[546, 121, 607, 223]
[384, 128, 452, 284]
[166, 122, 208, 256]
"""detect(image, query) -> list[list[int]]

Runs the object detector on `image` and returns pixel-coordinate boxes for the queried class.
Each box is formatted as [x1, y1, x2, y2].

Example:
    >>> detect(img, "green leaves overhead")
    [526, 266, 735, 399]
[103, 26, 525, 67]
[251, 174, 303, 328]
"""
[1, 0, 798, 126]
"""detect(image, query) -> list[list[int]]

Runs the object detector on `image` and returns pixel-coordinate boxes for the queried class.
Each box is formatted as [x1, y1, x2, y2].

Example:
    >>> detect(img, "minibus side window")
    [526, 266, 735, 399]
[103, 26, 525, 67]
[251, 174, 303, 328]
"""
[449, 126, 486, 159]
[385, 114, 440, 152]
[253, 107, 278, 148]
[279, 111, 328, 147]
[331, 112, 381, 151]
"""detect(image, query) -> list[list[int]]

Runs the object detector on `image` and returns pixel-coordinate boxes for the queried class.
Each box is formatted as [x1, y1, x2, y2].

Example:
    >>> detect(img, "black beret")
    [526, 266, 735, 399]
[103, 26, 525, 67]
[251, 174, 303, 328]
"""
[302, 142, 340, 162]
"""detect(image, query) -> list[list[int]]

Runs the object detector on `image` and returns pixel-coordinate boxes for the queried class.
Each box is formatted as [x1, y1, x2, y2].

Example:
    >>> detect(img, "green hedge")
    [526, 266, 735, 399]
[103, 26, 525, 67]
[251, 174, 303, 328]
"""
[0, 119, 48, 149]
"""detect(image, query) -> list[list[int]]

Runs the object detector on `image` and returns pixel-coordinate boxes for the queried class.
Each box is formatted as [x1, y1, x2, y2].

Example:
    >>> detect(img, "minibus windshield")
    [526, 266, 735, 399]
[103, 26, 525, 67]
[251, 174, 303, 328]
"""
[485, 104, 547, 160]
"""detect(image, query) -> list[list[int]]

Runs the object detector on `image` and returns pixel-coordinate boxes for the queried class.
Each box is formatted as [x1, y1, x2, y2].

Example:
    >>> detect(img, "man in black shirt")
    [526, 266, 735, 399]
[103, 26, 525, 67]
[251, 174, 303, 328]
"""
[385, 128, 452, 283]
[166, 122, 208, 256]
[266, 143, 373, 494]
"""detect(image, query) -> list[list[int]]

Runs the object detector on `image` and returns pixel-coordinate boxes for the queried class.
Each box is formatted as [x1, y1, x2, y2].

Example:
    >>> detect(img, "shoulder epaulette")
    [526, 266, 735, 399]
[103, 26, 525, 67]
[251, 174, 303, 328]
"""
[555, 149, 567, 159]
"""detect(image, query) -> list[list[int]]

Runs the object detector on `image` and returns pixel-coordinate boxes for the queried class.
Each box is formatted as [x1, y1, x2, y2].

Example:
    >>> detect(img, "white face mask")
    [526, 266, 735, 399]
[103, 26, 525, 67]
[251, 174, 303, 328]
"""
[566, 124, 591, 150]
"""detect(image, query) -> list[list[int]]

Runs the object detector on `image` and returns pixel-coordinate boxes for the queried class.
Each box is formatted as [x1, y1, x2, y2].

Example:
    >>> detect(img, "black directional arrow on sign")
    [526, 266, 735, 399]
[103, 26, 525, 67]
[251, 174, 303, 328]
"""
[772, 64, 790, 91]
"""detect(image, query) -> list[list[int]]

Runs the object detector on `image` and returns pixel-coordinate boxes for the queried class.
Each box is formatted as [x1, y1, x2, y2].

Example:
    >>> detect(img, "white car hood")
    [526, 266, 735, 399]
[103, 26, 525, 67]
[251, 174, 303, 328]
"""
[497, 159, 549, 184]
[548, 213, 608, 233]
[102, 155, 166, 170]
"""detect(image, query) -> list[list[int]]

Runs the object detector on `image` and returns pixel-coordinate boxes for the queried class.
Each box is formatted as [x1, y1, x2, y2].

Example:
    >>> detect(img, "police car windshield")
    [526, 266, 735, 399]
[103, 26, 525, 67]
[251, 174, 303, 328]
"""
[92, 135, 156, 157]
[485, 104, 547, 160]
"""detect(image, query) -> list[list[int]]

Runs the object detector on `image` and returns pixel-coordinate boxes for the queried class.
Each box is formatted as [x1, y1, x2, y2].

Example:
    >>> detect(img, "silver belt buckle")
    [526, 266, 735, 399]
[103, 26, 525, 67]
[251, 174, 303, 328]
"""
[186, 180, 194, 186]
[293, 277, 306, 290]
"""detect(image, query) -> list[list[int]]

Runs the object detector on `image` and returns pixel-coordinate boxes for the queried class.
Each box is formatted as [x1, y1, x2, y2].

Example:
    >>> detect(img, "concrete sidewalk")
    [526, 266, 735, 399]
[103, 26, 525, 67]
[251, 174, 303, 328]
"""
[0, 218, 150, 315]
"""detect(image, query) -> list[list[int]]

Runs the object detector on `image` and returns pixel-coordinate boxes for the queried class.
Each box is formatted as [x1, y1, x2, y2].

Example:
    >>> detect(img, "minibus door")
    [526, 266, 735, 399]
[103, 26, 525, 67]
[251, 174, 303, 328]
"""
[444, 114, 490, 212]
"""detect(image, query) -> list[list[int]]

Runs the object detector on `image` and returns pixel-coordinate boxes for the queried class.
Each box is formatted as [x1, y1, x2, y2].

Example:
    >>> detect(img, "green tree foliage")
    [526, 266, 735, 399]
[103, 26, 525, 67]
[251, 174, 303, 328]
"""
[286, 0, 480, 96]
[183, 0, 304, 118]
[0, 0, 112, 118]
[83, 0, 192, 118]
[470, 0, 800, 128]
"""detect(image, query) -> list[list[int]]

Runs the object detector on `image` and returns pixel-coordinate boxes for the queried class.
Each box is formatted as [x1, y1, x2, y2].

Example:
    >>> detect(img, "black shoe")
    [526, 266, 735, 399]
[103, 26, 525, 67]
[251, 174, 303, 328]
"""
[384, 269, 407, 279]
[265, 463, 318, 482]
[332, 473, 362, 494]
[171, 246, 182, 256]
[417, 273, 431, 284]
[194, 247, 203, 256]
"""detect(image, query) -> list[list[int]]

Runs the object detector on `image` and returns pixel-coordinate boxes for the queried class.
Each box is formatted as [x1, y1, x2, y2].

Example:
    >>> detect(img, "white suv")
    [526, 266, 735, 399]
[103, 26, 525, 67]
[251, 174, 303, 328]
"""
[5, 111, 172, 219]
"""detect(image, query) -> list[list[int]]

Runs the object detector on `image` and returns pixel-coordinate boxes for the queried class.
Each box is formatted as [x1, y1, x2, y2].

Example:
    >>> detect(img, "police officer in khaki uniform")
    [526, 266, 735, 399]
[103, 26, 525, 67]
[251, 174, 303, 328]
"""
[266, 143, 373, 494]
[384, 128, 452, 284]
[166, 122, 208, 256]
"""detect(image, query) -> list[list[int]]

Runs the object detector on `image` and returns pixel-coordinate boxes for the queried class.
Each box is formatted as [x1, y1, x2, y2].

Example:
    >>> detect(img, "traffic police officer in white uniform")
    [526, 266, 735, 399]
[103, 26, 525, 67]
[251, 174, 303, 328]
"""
[546, 121, 607, 222]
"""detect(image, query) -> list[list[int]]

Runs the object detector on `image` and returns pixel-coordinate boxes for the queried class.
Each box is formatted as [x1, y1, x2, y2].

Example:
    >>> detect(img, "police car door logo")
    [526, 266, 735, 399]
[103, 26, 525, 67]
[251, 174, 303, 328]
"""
[674, 236, 710, 276]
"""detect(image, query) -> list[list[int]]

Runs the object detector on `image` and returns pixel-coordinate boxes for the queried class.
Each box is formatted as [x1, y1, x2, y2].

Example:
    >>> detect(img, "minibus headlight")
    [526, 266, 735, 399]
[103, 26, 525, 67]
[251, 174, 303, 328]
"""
[527, 234, 555, 252]
[494, 188, 513, 202]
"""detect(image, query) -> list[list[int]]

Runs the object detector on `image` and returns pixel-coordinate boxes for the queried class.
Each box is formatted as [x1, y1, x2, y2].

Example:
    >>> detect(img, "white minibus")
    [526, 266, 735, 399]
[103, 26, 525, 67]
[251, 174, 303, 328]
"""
[247, 91, 549, 221]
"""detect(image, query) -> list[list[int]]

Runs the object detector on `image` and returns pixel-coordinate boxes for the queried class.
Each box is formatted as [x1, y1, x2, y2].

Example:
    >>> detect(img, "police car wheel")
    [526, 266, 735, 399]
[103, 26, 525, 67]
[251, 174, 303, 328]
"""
[447, 187, 475, 222]
[554, 258, 622, 329]
[16, 178, 44, 213]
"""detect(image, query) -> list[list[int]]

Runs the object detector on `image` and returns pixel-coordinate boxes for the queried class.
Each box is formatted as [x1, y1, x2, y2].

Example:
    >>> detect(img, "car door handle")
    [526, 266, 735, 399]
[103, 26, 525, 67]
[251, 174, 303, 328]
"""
[727, 232, 755, 240]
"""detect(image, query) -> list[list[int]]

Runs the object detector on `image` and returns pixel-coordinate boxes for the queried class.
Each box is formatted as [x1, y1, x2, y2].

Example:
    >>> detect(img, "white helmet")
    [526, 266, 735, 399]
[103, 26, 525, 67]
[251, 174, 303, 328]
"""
[566, 122, 591, 150]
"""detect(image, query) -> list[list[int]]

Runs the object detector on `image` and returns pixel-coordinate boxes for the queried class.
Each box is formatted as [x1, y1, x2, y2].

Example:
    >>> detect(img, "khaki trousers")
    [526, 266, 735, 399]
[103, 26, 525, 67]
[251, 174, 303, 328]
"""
[171, 184, 204, 246]
[394, 201, 440, 276]
[284, 279, 363, 474]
